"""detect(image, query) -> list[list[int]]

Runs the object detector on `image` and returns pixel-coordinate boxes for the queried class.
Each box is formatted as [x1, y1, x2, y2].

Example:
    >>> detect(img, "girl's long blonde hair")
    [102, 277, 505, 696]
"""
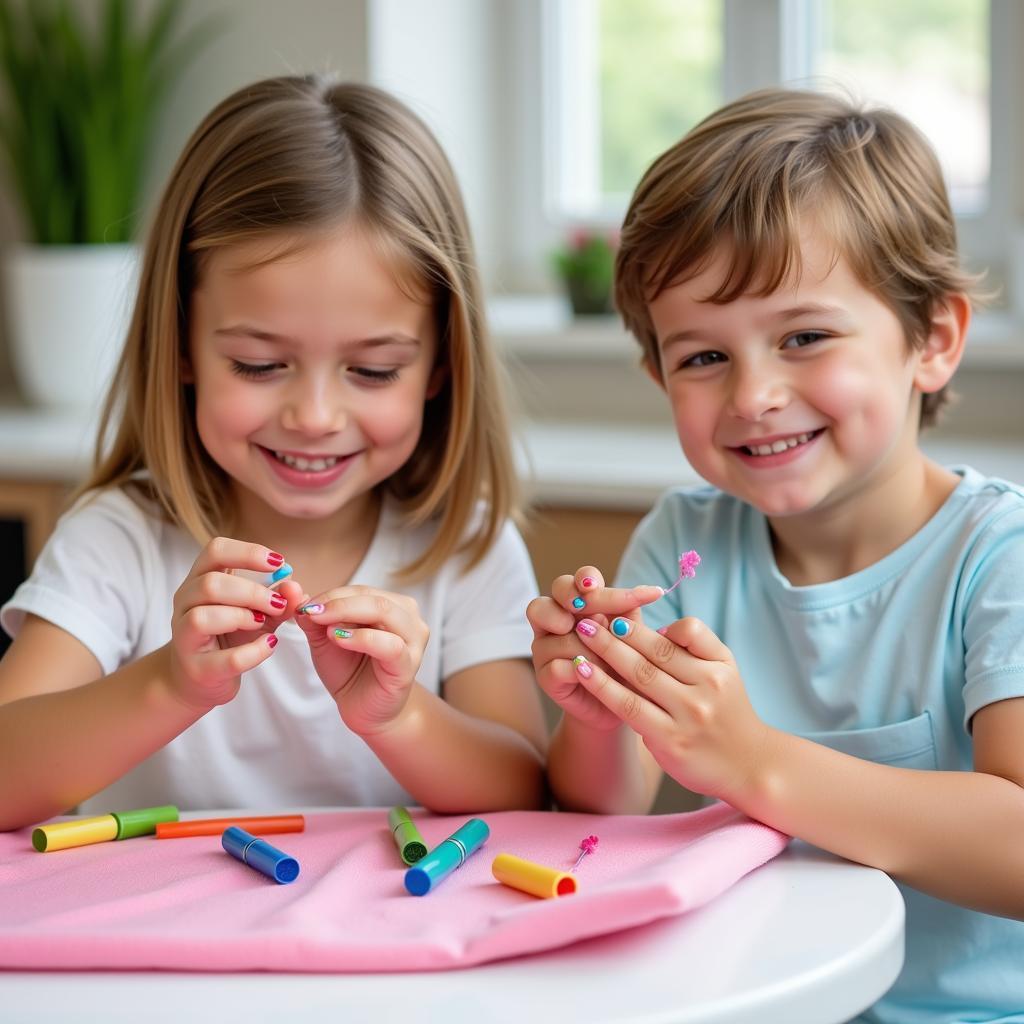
[78, 75, 519, 580]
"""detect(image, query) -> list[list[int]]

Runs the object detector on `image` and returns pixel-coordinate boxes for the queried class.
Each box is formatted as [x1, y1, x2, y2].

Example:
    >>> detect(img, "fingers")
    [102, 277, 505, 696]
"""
[527, 595, 575, 638]
[327, 626, 412, 682]
[189, 537, 286, 579]
[661, 616, 733, 663]
[187, 633, 280, 680]
[551, 572, 663, 617]
[175, 570, 292, 622]
[177, 605, 274, 653]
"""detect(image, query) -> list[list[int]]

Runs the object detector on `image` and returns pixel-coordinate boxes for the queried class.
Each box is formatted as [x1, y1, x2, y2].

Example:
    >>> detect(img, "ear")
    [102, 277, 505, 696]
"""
[426, 364, 447, 400]
[642, 354, 667, 392]
[913, 292, 970, 394]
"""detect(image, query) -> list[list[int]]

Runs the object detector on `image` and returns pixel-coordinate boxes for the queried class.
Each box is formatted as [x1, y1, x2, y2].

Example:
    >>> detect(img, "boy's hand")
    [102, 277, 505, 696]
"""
[526, 565, 663, 731]
[568, 613, 774, 804]
[169, 539, 301, 710]
[293, 586, 428, 737]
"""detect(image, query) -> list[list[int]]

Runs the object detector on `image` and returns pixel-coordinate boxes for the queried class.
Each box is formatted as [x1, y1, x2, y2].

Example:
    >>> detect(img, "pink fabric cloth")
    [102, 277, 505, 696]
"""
[0, 804, 788, 972]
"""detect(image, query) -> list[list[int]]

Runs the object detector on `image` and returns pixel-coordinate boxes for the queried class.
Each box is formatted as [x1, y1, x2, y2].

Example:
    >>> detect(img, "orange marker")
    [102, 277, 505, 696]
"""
[156, 814, 305, 839]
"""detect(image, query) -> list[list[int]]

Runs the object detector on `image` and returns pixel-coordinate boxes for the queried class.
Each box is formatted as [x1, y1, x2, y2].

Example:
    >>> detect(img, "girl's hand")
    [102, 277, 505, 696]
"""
[170, 539, 304, 710]
[293, 586, 429, 736]
[569, 613, 773, 804]
[526, 565, 663, 731]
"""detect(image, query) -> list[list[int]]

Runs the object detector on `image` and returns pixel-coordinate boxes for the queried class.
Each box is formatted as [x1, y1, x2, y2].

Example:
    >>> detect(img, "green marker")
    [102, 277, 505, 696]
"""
[388, 806, 427, 865]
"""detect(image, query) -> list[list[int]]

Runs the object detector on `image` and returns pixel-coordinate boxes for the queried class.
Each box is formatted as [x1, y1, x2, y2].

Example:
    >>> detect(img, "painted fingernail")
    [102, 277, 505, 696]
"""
[267, 551, 285, 567]
[611, 618, 630, 637]
[657, 626, 669, 636]
[266, 634, 278, 649]
[253, 611, 266, 624]
[572, 654, 593, 679]
[269, 592, 287, 609]
[572, 597, 586, 610]
[334, 628, 352, 639]
[581, 576, 595, 589]
[268, 562, 293, 584]
[576, 619, 598, 638]
[298, 603, 324, 615]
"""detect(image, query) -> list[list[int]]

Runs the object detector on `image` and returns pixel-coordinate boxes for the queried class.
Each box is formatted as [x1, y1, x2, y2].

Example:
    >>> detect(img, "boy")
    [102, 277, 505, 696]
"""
[528, 89, 1024, 1022]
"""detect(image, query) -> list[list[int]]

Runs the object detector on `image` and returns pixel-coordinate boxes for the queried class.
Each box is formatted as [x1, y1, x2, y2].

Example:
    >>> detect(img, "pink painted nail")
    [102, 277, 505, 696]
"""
[581, 576, 595, 589]
[253, 611, 266, 624]
[298, 603, 324, 615]
[657, 626, 669, 635]
[572, 654, 593, 679]
[266, 634, 278, 649]
[576, 619, 598, 638]
[267, 551, 285, 567]
[269, 592, 287, 609]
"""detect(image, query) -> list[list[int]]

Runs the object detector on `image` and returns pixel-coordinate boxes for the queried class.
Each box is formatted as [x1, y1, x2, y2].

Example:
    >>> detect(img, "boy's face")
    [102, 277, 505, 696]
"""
[647, 229, 936, 521]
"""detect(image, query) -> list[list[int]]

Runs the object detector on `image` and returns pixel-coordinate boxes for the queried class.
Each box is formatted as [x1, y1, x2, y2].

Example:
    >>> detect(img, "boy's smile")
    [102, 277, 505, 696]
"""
[648, 225, 955, 536]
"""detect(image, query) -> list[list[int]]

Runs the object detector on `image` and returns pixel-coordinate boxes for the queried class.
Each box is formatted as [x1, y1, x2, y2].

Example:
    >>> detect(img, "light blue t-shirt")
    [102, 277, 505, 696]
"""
[616, 466, 1024, 1024]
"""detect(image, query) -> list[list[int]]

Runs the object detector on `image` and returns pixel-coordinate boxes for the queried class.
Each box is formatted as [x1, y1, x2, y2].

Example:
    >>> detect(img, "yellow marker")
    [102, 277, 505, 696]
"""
[31, 805, 179, 853]
[492, 853, 578, 899]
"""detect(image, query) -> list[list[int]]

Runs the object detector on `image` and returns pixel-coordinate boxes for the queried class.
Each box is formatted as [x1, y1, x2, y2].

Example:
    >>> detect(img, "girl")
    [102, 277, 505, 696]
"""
[0, 75, 547, 829]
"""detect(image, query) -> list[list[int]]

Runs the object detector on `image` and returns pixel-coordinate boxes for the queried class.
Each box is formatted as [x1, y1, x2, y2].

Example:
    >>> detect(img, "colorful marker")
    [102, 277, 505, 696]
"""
[221, 826, 300, 884]
[31, 805, 179, 853]
[492, 853, 578, 899]
[404, 818, 489, 896]
[156, 814, 305, 839]
[388, 806, 427, 865]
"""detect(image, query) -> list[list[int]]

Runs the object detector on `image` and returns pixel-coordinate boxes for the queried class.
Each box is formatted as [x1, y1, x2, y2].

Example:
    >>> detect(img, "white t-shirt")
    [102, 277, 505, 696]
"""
[1, 487, 538, 813]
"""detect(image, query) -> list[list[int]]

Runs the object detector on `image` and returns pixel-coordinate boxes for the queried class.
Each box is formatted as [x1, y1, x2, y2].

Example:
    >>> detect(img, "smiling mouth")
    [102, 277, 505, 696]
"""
[737, 429, 823, 456]
[267, 449, 345, 472]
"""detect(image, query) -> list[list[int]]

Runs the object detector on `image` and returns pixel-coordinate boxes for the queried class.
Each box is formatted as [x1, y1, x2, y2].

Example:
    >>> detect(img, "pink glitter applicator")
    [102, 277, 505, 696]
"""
[659, 549, 701, 597]
[571, 834, 599, 872]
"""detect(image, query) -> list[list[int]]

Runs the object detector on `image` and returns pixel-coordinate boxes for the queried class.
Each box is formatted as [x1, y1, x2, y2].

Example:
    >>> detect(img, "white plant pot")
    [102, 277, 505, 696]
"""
[3, 243, 140, 412]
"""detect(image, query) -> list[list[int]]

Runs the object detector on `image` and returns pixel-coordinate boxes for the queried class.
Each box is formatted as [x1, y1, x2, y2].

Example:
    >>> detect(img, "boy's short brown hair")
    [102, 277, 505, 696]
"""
[615, 88, 981, 427]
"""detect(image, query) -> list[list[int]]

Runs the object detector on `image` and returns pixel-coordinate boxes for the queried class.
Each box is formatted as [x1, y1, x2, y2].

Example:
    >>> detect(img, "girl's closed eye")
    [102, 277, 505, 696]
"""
[349, 366, 401, 385]
[230, 360, 283, 380]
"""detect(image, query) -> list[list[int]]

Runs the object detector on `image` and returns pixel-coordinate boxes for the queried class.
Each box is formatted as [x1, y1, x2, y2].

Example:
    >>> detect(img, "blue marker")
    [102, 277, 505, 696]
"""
[222, 826, 300, 884]
[404, 818, 489, 896]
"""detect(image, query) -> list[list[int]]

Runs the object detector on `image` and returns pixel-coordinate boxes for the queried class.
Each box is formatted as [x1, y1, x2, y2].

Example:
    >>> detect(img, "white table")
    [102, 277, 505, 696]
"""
[4, 841, 903, 1024]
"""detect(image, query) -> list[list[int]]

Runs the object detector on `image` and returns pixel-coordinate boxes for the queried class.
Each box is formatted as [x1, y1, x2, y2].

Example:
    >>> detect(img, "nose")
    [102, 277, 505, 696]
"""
[726, 359, 789, 421]
[279, 372, 347, 437]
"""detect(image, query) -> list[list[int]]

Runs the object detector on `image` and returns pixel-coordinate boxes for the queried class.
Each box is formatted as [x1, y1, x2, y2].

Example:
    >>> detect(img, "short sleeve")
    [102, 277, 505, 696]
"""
[439, 520, 539, 679]
[0, 489, 160, 674]
[960, 507, 1024, 729]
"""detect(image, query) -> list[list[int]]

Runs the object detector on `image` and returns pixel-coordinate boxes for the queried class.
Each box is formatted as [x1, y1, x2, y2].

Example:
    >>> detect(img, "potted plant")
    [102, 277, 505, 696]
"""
[0, 0, 214, 410]
[551, 228, 617, 317]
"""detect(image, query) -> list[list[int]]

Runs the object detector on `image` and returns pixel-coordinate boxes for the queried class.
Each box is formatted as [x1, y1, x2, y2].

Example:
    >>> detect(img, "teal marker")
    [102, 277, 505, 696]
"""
[404, 818, 490, 896]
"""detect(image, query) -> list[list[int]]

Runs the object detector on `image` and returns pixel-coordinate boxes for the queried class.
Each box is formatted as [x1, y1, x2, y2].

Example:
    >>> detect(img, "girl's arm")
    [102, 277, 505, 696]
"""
[0, 616, 200, 830]
[742, 698, 1024, 919]
[365, 658, 549, 813]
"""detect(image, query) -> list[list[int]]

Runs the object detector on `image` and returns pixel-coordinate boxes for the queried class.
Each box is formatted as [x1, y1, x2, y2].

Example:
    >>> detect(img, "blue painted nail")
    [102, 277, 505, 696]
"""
[572, 597, 586, 610]
[269, 563, 293, 583]
[611, 618, 630, 637]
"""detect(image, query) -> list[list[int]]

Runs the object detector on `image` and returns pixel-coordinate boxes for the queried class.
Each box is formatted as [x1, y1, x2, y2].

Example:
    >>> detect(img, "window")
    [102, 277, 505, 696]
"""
[520, 0, 1016, 295]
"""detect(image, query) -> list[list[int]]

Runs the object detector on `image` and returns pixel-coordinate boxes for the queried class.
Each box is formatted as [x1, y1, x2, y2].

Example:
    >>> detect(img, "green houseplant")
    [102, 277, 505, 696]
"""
[0, 0, 215, 408]
[551, 228, 617, 316]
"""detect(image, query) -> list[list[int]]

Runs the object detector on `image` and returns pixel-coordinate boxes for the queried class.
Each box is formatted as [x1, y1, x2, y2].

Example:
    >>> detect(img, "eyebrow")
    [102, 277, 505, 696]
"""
[213, 326, 421, 350]
[660, 303, 851, 349]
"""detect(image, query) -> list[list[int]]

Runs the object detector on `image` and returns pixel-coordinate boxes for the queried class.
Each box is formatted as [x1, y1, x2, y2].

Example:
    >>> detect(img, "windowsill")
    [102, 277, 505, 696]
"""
[488, 295, 1024, 370]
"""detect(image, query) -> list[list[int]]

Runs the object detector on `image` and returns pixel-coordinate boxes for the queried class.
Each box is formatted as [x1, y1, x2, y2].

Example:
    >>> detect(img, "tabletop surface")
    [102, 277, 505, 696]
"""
[4, 840, 904, 1024]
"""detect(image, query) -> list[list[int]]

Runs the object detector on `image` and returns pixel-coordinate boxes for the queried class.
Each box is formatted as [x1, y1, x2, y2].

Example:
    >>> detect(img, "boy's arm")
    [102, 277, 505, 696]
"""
[0, 616, 203, 830]
[745, 698, 1024, 919]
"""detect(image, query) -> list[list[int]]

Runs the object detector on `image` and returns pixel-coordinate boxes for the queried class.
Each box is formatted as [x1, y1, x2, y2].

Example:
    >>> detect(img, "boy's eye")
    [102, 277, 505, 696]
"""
[680, 350, 727, 369]
[229, 360, 281, 379]
[350, 367, 401, 384]
[783, 331, 827, 349]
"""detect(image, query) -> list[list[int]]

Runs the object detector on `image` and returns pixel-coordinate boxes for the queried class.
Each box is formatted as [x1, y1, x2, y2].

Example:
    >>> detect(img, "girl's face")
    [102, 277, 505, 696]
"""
[647, 227, 937, 524]
[188, 225, 442, 526]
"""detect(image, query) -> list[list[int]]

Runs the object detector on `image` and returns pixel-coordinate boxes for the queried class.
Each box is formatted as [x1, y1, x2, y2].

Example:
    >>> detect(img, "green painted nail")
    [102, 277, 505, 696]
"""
[334, 628, 352, 639]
